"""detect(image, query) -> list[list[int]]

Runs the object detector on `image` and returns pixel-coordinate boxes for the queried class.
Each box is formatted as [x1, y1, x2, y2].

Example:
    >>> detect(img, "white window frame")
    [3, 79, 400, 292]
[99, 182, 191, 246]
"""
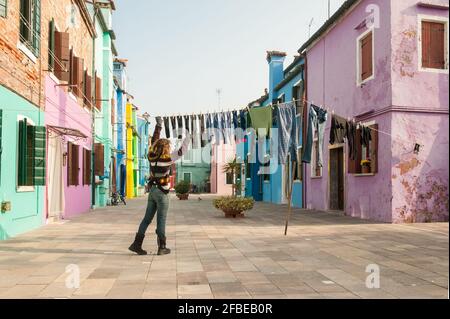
[356, 27, 375, 86]
[16, 115, 35, 192]
[418, 14, 449, 74]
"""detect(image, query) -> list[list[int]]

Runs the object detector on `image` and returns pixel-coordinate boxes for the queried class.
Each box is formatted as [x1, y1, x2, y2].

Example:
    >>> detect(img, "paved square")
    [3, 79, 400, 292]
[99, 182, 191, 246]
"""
[0, 195, 448, 299]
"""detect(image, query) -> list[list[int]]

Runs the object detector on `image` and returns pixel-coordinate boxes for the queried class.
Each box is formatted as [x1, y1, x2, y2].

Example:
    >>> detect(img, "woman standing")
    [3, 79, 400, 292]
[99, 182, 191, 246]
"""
[129, 117, 189, 255]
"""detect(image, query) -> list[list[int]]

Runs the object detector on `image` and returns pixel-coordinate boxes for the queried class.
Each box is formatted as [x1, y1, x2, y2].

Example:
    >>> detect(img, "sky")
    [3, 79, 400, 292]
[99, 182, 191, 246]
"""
[113, 0, 346, 117]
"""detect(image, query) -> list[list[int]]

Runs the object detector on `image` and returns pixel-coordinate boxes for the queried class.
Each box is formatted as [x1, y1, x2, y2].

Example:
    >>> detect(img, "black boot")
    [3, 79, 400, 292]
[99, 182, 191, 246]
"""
[129, 233, 147, 255]
[157, 236, 171, 255]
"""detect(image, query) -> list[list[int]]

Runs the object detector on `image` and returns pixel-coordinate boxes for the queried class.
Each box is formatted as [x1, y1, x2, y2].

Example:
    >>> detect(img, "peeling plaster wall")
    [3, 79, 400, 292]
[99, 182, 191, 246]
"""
[390, 1, 449, 223]
[305, 0, 394, 222]
[391, 113, 449, 223]
[390, 0, 449, 109]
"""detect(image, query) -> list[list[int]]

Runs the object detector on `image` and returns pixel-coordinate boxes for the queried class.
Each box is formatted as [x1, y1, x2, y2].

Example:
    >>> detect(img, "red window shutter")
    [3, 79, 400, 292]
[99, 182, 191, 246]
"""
[67, 142, 73, 186]
[361, 32, 373, 81]
[422, 21, 445, 69]
[84, 72, 92, 108]
[370, 124, 378, 174]
[54, 31, 70, 82]
[94, 143, 105, 176]
[430, 22, 445, 69]
[72, 56, 84, 98]
[73, 144, 80, 186]
[95, 75, 102, 110]
[83, 149, 92, 185]
[422, 21, 432, 68]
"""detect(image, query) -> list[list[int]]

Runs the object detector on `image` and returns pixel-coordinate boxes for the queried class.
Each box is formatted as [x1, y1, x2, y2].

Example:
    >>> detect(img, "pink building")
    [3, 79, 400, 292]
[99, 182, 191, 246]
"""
[45, 75, 93, 220]
[211, 141, 237, 196]
[301, 0, 448, 223]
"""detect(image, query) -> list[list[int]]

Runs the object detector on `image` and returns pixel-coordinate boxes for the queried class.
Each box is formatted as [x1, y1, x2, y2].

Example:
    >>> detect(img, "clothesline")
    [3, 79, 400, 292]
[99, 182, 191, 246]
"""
[301, 98, 424, 149]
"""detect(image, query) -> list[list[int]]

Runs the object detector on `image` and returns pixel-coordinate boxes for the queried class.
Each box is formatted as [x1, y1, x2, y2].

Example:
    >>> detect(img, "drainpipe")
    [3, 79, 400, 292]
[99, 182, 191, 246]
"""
[302, 52, 308, 209]
[91, 0, 98, 208]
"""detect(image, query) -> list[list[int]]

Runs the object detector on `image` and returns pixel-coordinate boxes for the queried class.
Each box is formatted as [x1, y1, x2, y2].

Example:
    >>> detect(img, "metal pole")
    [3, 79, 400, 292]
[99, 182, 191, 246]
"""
[284, 154, 294, 236]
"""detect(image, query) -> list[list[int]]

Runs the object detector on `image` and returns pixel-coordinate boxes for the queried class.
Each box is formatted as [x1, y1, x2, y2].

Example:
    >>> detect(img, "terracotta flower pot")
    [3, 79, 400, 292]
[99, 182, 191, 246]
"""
[362, 166, 371, 174]
[177, 193, 189, 200]
[223, 209, 244, 218]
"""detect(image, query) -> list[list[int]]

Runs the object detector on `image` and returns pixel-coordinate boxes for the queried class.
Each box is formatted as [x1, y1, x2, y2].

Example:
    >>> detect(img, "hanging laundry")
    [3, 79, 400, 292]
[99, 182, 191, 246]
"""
[346, 121, 358, 160]
[226, 111, 233, 143]
[170, 116, 177, 136]
[199, 114, 206, 147]
[361, 126, 372, 148]
[220, 112, 227, 144]
[184, 115, 191, 134]
[191, 115, 199, 149]
[206, 114, 213, 142]
[277, 102, 299, 164]
[232, 111, 239, 129]
[213, 113, 221, 145]
[239, 110, 247, 130]
[176, 116, 183, 139]
[249, 105, 272, 137]
[302, 104, 327, 166]
[163, 117, 171, 138]
[329, 115, 347, 145]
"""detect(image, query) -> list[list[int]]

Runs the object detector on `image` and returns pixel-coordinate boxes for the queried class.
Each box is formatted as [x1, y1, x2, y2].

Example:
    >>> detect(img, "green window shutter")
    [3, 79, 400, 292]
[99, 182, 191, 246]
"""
[18, 119, 28, 186]
[32, 0, 41, 56]
[32, 126, 46, 186]
[0, 0, 7, 18]
[48, 18, 55, 71]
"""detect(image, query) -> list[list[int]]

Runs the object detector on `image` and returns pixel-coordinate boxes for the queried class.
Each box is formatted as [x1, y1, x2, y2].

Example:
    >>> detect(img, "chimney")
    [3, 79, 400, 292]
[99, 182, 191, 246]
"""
[266, 51, 286, 102]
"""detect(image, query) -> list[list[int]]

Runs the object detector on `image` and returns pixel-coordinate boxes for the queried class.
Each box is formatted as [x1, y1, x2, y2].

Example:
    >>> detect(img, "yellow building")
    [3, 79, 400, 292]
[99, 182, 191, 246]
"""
[126, 102, 139, 198]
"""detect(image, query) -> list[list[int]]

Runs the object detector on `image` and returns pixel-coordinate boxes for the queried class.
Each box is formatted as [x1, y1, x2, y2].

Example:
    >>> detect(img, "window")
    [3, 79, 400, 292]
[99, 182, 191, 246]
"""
[17, 118, 46, 187]
[67, 142, 79, 186]
[348, 124, 378, 175]
[83, 148, 91, 185]
[19, 0, 41, 57]
[421, 19, 448, 70]
[0, 0, 7, 17]
[183, 172, 192, 184]
[357, 30, 374, 85]
[226, 172, 233, 185]
[277, 94, 285, 104]
[183, 149, 193, 163]
[292, 82, 304, 112]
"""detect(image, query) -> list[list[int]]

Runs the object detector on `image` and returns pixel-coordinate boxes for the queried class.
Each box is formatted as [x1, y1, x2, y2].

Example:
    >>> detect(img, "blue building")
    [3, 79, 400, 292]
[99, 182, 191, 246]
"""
[113, 59, 128, 197]
[239, 51, 305, 208]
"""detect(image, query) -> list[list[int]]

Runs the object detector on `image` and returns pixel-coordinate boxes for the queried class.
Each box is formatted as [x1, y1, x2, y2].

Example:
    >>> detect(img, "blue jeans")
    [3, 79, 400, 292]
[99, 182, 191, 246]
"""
[138, 186, 169, 238]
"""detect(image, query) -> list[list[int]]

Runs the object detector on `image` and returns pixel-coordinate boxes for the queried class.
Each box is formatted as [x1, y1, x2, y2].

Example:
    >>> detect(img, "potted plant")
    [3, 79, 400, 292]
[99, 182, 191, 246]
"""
[175, 180, 190, 200]
[213, 196, 255, 218]
[361, 159, 371, 174]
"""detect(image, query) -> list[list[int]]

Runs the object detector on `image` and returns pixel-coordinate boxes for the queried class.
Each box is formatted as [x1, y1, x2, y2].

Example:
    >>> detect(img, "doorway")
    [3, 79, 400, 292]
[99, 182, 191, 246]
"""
[47, 136, 65, 220]
[329, 147, 344, 211]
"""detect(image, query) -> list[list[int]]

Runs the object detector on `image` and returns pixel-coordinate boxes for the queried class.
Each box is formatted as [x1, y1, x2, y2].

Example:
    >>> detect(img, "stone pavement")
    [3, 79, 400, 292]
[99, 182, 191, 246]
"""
[0, 195, 448, 299]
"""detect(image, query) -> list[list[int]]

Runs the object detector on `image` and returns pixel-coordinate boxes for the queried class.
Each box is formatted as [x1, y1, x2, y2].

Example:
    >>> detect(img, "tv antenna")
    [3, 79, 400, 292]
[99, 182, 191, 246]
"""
[308, 18, 314, 38]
